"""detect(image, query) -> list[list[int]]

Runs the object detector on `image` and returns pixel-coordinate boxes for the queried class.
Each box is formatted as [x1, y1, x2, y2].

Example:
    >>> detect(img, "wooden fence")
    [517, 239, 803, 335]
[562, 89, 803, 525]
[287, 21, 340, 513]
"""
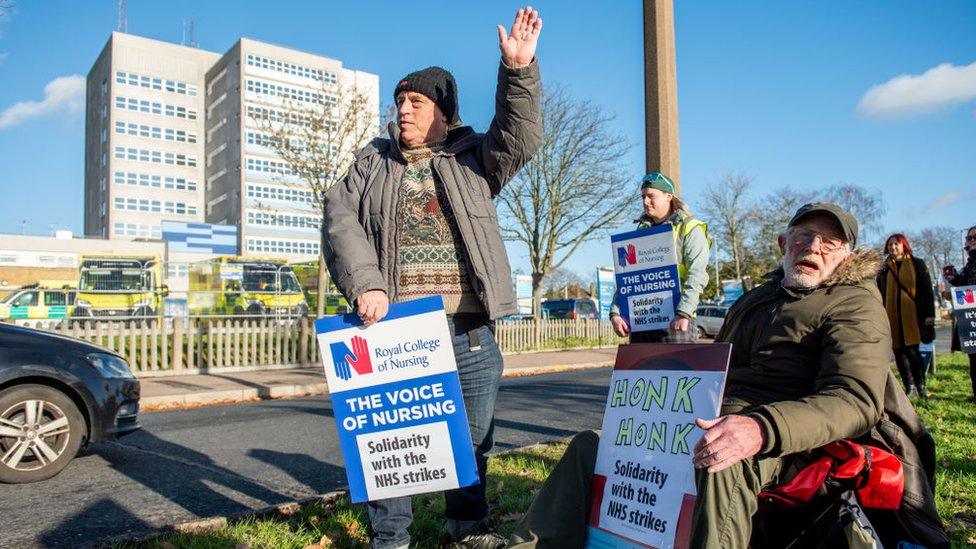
[15, 317, 621, 377]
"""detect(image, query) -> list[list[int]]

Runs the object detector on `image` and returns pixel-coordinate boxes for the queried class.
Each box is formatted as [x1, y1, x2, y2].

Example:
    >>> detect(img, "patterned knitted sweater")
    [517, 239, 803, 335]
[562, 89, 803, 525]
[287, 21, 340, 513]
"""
[396, 141, 484, 314]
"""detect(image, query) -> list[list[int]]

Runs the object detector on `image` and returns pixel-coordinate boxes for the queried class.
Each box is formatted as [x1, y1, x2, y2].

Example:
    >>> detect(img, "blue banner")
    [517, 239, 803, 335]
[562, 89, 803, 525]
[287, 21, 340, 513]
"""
[610, 225, 681, 332]
[315, 296, 479, 502]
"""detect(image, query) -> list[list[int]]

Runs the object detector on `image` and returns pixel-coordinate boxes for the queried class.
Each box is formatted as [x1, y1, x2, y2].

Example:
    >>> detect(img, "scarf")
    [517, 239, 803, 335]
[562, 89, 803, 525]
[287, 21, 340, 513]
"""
[884, 255, 920, 348]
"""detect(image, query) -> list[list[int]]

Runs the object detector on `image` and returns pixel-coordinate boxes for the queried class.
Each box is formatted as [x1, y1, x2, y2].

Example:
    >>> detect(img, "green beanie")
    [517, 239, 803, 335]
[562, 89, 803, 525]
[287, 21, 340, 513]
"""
[641, 172, 675, 195]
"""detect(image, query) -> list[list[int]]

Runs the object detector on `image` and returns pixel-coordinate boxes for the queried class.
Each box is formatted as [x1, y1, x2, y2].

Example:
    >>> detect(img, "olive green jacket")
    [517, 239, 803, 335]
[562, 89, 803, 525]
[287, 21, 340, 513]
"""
[717, 248, 891, 456]
[719, 248, 948, 546]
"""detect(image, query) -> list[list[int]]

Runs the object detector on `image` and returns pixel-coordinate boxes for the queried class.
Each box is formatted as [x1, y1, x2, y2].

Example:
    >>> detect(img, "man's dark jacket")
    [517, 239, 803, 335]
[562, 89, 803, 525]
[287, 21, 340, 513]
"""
[322, 61, 542, 319]
[718, 248, 948, 546]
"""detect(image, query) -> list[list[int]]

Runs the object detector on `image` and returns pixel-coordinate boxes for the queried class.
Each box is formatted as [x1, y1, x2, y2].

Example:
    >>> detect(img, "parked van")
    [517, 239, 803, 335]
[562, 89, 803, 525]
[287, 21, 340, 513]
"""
[188, 257, 307, 317]
[0, 284, 76, 320]
[72, 256, 167, 321]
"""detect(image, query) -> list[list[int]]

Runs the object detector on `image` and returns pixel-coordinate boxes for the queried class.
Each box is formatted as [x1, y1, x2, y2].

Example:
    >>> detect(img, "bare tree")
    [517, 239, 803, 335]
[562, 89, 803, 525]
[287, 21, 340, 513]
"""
[543, 268, 585, 299]
[496, 85, 632, 321]
[700, 172, 754, 283]
[746, 187, 805, 278]
[911, 226, 964, 281]
[257, 79, 378, 316]
[819, 183, 885, 243]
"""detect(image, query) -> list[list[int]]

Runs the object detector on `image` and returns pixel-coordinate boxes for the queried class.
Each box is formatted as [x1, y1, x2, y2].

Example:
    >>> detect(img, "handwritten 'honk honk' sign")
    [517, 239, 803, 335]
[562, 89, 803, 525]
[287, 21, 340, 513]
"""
[315, 296, 478, 503]
[587, 343, 729, 549]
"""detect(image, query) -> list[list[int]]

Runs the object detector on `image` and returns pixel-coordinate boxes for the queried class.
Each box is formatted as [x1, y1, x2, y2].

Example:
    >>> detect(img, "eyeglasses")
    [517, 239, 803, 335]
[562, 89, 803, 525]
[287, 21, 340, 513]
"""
[789, 228, 846, 253]
[966, 235, 976, 242]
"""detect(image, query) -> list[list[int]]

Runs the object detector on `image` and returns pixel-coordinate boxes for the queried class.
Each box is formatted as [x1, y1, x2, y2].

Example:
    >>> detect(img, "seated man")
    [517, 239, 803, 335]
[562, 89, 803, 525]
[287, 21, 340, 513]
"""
[507, 203, 948, 548]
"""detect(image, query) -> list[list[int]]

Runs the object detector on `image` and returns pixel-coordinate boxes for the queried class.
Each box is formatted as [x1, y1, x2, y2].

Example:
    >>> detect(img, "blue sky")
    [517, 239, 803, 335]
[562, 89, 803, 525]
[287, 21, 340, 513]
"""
[0, 1, 974, 277]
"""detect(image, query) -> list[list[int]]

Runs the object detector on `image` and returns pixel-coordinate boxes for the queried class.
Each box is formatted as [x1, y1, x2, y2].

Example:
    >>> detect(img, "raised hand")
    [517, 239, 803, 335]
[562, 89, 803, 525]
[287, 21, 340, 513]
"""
[497, 6, 543, 68]
[348, 335, 373, 375]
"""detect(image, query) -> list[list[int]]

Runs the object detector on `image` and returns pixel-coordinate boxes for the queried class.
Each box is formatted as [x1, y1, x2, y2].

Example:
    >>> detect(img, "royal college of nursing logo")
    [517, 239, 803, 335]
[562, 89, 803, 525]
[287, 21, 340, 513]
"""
[956, 288, 976, 306]
[617, 243, 637, 268]
[330, 335, 373, 381]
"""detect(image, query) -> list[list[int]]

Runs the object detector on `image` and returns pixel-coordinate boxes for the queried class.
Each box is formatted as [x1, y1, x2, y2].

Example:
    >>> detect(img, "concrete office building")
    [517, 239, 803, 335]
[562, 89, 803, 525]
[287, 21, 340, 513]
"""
[85, 33, 220, 240]
[205, 38, 379, 261]
[84, 32, 379, 262]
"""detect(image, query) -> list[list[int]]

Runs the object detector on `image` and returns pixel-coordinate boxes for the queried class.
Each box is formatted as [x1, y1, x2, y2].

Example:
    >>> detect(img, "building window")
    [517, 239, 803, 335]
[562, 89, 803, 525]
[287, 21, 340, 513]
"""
[244, 105, 328, 129]
[113, 222, 162, 239]
[115, 71, 198, 96]
[114, 120, 197, 143]
[245, 78, 336, 107]
[244, 156, 298, 176]
[245, 53, 338, 85]
[114, 146, 196, 167]
[245, 237, 320, 256]
[113, 197, 197, 216]
[113, 171, 197, 192]
[245, 209, 319, 230]
[245, 183, 313, 205]
[114, 96, 196, 120]
[166, 263, 189, 278]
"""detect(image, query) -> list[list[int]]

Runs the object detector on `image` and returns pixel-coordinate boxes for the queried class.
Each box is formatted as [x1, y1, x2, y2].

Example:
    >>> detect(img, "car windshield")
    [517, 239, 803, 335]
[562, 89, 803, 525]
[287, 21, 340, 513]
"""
[577, 300, 596, 314]
[79, 261, 152, 292]
[241, 265, 301, 293]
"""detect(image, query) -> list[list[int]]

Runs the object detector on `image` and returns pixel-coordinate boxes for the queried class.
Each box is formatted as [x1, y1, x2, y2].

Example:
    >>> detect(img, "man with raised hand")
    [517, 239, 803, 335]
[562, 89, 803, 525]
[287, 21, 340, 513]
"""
[323, 7, 543, 548]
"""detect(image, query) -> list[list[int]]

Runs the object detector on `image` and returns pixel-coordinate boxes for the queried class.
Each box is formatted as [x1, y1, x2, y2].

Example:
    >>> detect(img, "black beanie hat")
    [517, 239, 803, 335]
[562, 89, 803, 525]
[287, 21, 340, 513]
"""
[394, 66, 460, 126]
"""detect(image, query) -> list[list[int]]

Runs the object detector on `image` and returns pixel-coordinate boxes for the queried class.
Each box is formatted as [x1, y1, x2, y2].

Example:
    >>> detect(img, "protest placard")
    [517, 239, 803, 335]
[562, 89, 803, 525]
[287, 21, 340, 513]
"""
[587, 343, 730, 549]
[610, 225, 680, 332]
[315, 296, 478, 503]
[952, 285, 976, 354]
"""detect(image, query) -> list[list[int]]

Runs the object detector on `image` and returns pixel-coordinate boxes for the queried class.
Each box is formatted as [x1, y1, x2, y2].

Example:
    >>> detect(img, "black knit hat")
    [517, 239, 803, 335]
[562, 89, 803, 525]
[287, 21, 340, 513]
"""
[394, 66, 460, 126]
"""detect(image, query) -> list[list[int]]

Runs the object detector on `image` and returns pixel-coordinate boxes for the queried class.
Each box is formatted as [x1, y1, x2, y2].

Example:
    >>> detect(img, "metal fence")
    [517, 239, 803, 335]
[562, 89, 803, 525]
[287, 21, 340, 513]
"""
[10, 317, 622, 377]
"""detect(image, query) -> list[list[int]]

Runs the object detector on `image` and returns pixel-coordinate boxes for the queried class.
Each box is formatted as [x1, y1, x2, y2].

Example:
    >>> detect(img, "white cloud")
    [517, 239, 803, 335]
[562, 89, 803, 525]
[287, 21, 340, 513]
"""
[0, 52, 7, 64]
[856, 61, 976, 118]
[923, 191, 961, 214]
[0, 74, 85, 129]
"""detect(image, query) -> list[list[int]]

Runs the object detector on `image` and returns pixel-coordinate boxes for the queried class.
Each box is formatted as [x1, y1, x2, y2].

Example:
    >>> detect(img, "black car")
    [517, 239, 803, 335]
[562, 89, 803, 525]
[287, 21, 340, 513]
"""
[0, 323, 140, 483]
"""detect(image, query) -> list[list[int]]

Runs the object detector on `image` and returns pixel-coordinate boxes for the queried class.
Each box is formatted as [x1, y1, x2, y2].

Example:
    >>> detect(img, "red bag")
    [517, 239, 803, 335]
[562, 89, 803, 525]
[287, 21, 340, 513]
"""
[759, 440, 904, 510]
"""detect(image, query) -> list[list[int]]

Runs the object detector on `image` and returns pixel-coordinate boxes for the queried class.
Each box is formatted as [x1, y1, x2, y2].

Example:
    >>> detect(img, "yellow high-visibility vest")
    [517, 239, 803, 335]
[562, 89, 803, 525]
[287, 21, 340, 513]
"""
[673, 217, 709, 283]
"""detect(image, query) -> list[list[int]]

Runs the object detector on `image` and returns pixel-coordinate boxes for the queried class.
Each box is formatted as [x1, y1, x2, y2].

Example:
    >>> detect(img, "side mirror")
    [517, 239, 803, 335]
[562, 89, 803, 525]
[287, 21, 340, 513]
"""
[160, 285, 170, 298]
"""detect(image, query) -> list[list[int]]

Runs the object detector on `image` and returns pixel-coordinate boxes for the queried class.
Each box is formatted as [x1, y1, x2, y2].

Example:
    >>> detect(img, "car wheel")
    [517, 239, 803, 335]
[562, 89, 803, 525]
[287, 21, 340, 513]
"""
[697, 325, 707, 339]
[0, 384, 87, 484]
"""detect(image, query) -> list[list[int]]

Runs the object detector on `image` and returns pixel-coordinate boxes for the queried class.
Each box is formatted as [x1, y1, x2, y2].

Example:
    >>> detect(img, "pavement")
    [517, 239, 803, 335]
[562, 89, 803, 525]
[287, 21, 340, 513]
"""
[140, 347, 618, 409]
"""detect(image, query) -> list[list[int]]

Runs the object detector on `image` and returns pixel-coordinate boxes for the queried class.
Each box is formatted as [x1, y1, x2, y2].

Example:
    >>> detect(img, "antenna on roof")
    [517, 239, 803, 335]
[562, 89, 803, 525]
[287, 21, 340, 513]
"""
[182, 18, 198, 48]
[117, 0, 127, 33]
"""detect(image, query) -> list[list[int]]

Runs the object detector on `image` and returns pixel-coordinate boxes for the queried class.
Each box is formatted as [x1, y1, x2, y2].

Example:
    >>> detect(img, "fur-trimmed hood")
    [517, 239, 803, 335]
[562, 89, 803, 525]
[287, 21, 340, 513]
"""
[767, 248, 883, 289]
[822, 247, 883, 287]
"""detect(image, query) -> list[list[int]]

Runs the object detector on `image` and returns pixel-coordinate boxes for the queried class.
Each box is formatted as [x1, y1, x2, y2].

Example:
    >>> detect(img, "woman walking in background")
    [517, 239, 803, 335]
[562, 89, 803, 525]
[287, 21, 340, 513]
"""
[944, 224, 976, 403]
[879, 233, 935, 399]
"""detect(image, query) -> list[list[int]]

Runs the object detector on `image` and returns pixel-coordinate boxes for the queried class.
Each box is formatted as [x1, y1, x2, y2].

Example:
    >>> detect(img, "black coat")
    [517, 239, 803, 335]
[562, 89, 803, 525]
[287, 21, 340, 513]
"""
[877, 256, 936, 344]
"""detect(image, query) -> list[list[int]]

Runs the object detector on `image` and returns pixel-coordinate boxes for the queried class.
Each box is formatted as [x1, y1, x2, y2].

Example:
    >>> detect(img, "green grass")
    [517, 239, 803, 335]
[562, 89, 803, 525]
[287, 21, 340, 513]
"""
[913, 352, 976, 547]
[125, 354, 976, 548]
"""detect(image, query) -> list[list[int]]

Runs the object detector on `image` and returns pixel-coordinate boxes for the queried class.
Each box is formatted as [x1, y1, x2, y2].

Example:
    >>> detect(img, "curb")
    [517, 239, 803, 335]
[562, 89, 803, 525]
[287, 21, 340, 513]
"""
[95, 490, 349, 547]
[141, 361, 611, 411]
[100, 439, 574, 547]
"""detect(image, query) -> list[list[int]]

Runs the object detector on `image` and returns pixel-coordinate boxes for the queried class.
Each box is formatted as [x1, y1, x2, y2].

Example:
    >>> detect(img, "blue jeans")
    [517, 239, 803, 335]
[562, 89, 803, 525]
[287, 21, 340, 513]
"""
[365, 314, 504, 548]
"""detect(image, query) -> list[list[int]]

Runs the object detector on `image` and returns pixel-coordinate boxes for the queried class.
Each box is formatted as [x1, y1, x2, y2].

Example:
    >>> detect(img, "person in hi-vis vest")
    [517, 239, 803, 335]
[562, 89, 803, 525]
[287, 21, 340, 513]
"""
[609, 172, 710, 343]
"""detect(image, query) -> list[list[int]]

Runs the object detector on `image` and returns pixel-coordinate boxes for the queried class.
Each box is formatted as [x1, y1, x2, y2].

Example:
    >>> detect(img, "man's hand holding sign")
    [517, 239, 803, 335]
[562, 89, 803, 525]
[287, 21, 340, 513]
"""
[692, 415, 765, 473]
